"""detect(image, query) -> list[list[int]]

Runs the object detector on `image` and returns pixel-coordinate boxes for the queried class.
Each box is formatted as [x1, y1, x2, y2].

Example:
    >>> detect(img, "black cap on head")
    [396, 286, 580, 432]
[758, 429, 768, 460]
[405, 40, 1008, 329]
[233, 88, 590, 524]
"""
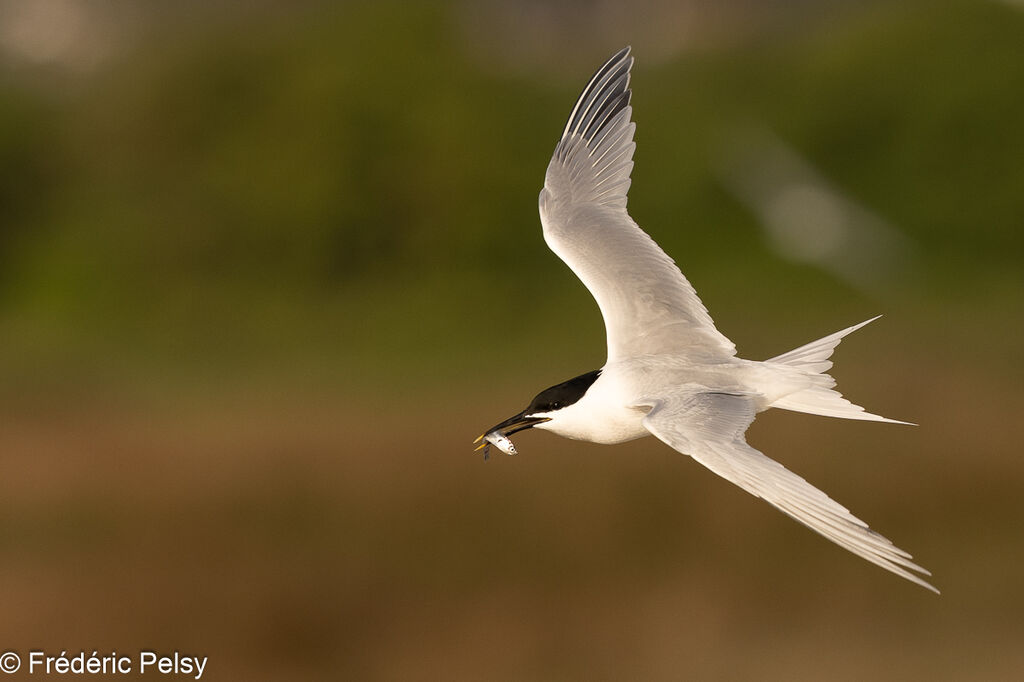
[524, 369, 602, 415]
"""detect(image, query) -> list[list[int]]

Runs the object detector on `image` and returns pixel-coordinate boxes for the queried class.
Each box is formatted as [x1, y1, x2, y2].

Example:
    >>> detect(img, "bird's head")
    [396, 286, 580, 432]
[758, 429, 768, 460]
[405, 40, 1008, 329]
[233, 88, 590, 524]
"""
[474, 369, 601, 458]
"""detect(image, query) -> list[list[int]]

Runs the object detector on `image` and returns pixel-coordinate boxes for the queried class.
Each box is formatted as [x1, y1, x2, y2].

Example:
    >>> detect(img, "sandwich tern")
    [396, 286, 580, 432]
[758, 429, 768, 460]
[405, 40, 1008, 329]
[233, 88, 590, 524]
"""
[475, 47, 935, 592]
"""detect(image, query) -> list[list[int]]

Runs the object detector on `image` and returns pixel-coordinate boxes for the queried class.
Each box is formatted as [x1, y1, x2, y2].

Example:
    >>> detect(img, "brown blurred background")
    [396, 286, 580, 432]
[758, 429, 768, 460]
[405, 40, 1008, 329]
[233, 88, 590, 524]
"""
[0, 0, 1022, 679]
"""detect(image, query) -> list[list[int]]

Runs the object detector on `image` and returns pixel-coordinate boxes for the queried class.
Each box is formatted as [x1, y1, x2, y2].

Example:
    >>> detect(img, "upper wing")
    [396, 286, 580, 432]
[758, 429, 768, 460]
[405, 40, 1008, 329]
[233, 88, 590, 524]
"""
[640, 388, 937, 592]
[539, 47, 735, 362]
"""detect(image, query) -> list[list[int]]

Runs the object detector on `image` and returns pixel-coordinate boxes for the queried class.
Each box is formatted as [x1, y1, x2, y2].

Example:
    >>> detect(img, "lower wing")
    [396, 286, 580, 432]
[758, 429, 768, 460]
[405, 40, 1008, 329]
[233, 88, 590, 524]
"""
[638, 389, 937, 592]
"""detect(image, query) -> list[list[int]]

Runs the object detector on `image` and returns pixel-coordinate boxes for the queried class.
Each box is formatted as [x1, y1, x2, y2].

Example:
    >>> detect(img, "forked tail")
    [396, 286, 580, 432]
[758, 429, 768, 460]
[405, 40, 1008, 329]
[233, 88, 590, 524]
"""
[767, 317, 914, 425]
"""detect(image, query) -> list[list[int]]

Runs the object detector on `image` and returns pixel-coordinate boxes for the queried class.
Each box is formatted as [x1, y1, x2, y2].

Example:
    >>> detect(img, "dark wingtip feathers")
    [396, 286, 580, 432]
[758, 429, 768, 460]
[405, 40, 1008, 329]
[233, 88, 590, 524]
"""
[561, 47, 634, 146]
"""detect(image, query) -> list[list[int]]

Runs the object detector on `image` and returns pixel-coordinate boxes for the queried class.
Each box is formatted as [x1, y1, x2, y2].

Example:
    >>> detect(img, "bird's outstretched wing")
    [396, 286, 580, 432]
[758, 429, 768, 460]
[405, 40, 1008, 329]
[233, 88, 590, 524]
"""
[539, 47, 735, 362]
[639, 388, 938, 592]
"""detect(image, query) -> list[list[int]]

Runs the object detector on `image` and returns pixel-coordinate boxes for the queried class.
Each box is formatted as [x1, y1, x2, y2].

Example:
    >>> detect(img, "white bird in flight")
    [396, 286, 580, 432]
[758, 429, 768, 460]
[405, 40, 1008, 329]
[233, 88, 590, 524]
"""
[475, 47, 935, 593]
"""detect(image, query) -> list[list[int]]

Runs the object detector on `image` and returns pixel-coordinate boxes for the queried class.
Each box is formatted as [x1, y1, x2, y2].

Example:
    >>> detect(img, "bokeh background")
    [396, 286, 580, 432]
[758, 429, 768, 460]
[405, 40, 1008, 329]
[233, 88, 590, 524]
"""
[1, 0, 1022, 679]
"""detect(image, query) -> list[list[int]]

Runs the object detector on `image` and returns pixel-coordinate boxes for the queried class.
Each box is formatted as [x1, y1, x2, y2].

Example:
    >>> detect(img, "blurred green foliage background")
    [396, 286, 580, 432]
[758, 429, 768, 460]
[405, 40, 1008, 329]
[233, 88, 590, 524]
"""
[1, 0, 1022, 679]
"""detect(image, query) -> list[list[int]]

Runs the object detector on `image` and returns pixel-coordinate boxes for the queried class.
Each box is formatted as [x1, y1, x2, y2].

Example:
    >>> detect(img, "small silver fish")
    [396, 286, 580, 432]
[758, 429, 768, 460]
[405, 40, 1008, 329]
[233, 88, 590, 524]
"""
[474, 431, 518, 460]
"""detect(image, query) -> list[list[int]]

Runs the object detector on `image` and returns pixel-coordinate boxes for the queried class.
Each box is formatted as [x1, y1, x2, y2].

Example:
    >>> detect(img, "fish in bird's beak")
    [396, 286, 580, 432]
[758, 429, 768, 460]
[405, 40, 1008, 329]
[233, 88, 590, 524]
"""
[474, 411, 551, 459]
